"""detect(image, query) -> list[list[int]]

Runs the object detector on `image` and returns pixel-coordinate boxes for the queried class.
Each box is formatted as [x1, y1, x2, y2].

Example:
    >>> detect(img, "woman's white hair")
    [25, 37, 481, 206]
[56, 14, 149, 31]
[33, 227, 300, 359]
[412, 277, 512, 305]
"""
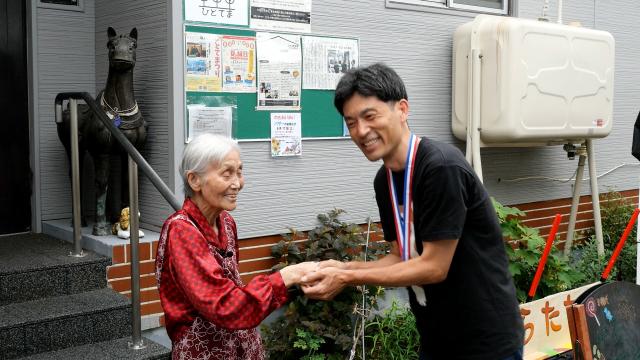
[181, 134, 240, 198]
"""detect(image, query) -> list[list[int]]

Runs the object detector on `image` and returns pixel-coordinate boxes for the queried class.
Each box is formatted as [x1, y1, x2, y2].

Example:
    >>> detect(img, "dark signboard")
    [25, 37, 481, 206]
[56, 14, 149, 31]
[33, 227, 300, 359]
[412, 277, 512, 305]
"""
[578, 281, 640, 359]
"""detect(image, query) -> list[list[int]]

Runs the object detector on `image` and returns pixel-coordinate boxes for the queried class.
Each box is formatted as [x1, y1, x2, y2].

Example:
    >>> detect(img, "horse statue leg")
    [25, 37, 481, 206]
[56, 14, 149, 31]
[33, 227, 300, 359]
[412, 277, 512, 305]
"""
[92, 152, 111, 235]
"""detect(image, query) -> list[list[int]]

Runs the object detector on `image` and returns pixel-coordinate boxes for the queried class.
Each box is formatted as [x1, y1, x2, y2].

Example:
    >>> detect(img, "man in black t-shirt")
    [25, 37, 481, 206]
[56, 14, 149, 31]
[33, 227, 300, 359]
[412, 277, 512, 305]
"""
[301, 63, 524, 360]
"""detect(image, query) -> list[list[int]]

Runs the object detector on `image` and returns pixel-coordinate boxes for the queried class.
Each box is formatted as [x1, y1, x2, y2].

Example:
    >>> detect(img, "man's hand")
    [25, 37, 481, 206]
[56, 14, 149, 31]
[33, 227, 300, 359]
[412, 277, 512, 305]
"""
[300, 266, 348, 300]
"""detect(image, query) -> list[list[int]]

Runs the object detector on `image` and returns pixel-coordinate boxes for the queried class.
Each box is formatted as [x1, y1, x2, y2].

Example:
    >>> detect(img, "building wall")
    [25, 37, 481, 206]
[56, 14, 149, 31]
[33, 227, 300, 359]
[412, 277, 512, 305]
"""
[234, 188, 640, 284]
[34, 0, 174, 231]
[222, 0, 640, 238]
[32, 0, 640, 328]
[34, 0, 96, 222]
[107, 187, 639, 324]
[106, 240, 164, 329]
[483, 0, 640, 205]
[35, 0, 640, 238]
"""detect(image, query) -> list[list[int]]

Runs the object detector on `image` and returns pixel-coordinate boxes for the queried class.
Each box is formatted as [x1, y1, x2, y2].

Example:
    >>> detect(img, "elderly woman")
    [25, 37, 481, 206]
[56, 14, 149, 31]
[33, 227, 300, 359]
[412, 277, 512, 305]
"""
[156, 134, 314, 359]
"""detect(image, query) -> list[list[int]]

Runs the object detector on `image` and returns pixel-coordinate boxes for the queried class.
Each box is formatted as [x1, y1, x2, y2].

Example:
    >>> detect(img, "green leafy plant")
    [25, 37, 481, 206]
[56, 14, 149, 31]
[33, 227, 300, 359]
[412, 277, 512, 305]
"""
[492, 198, 583, 302]
[363, 299, 420, 360]
[576, 191, 637, 283]
[571, 238, 615, 286]
[294, 328, 326, 360]
[261, 209, 390, 359]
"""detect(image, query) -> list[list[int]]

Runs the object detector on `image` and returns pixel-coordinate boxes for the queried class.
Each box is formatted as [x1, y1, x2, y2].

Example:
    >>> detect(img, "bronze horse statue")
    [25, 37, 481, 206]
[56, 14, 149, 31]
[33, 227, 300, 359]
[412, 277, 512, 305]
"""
[57, 27, 147, 235]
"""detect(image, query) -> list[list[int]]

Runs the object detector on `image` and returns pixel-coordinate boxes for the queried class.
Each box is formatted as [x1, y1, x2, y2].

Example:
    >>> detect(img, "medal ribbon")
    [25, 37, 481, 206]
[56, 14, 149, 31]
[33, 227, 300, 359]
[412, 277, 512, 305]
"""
[386, 134, 420, 261]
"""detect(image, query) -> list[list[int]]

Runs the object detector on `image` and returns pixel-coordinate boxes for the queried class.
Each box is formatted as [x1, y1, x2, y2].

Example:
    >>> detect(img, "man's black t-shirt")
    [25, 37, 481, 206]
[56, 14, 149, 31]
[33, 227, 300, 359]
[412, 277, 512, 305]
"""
[374, 138, 524, 360]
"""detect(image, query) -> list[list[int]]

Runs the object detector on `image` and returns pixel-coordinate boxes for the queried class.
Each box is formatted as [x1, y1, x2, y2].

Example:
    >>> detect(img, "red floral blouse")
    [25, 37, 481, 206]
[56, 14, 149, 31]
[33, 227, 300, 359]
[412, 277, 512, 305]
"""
[155, 198, 289, 359]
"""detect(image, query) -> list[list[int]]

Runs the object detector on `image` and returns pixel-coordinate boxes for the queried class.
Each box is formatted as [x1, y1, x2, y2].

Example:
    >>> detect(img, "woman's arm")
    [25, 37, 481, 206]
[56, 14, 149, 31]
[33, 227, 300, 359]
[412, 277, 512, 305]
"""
[319, 242, 402, 271]
[167, 220, 314, 330]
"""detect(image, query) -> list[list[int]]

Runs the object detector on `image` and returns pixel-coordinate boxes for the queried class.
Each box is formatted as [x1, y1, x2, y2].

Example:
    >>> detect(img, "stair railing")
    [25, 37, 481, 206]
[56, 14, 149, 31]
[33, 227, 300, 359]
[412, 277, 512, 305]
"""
[55, 92, 180, 350]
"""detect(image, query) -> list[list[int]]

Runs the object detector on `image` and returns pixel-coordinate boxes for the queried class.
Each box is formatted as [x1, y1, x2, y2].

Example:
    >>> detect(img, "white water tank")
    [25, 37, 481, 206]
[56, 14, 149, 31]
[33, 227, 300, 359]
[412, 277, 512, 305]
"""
[452, 15, 614, 145]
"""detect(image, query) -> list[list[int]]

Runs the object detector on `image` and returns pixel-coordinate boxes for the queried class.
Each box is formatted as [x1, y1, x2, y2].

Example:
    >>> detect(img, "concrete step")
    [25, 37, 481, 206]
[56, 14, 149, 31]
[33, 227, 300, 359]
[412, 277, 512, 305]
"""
[14, 336, 170, 360]
[0, 288, 132, 359]
[43, 219, 160, 258]
[0, 233, 110, 305]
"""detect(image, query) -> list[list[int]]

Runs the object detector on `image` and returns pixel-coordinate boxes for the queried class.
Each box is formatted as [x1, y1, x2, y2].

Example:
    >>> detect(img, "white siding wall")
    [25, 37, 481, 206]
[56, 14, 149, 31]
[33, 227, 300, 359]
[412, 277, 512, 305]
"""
[484, 0, 640, 204]
[37, 0, 640, 238]
[36, 0, 95, 221]
[36, 0, 172, 231]
[229, 0, 640, 238]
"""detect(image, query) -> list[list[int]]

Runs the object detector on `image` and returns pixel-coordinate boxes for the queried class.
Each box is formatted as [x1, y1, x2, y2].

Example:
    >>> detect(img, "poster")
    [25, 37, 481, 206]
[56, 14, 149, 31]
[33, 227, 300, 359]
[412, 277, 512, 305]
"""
[184, 0, 249, 27]
[185, 32, 222, 92]
[270, 113, 301, 156]
[302, 36, 359, 90]
[250, 0, 311, 33]
[221, 35, 257, 92]
[257, 33, 302, 110]
[187, 105, 233, 141]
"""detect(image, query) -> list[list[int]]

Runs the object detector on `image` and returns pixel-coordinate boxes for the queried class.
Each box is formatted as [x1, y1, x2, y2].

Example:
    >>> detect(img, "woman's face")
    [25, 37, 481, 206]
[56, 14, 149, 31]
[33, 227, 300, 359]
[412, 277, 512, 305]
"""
[191, 149, 244, 212]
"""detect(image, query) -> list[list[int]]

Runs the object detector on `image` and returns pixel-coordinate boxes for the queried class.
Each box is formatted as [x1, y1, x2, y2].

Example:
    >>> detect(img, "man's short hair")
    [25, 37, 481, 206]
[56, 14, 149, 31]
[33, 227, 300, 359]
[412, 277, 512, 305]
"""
[333, 63, 408, 116]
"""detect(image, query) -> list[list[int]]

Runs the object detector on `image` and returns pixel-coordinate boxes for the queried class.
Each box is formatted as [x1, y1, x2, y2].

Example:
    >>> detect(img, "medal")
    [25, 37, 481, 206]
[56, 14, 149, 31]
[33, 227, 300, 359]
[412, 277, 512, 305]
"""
[386, 134, 420, 261]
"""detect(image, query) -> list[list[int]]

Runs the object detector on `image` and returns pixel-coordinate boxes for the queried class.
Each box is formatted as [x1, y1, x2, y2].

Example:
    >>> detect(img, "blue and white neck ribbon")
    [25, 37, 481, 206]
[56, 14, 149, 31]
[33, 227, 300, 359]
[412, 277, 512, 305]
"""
[386, 134, 420, 262]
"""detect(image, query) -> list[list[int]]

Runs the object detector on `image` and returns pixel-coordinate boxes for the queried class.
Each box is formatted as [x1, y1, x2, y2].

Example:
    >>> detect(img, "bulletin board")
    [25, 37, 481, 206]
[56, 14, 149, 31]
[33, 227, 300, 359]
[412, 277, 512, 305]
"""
[185, 25, 352, 141]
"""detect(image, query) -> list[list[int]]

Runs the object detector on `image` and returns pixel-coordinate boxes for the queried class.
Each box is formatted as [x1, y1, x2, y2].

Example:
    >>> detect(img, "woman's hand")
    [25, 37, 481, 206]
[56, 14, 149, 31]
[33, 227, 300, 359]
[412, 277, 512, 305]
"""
[317, 259, 348, 270]
[279, 261, 319, 287]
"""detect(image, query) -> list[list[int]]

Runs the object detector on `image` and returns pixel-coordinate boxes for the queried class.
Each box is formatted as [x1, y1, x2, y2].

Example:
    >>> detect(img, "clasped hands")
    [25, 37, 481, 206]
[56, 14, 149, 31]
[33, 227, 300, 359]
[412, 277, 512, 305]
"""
[279, 260, 347, 301]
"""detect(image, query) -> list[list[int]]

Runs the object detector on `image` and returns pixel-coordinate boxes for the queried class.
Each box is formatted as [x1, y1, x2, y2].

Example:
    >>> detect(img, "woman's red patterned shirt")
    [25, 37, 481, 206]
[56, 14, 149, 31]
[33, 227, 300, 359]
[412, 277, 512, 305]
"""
[155, 198, 288, 359]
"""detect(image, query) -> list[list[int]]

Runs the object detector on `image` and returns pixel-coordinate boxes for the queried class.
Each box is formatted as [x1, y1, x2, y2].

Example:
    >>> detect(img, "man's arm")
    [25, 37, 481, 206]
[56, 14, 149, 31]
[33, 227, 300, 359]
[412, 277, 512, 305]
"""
[320, 242, 402, 271]
[302, 238, 458, 300]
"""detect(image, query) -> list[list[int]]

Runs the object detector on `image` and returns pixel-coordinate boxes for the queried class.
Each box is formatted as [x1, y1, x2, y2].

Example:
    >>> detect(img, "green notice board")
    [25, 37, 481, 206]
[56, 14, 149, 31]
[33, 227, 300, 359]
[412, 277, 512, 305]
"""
[185, 25, 345, 140]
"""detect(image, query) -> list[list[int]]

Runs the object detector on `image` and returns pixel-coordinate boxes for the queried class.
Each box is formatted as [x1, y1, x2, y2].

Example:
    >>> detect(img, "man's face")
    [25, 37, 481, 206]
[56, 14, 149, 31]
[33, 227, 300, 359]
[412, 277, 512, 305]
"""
[342, 93, 407, 163]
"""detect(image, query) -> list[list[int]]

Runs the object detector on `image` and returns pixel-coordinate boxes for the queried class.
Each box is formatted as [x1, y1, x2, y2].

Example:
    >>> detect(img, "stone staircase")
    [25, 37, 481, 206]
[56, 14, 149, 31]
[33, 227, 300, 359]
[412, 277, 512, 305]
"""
[0, 233, 170, 359]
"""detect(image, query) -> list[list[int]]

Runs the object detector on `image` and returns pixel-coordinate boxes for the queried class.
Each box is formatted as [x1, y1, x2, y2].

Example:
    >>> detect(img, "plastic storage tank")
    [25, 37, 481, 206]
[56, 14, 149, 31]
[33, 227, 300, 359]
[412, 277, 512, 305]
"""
[452, 15, 614, 145]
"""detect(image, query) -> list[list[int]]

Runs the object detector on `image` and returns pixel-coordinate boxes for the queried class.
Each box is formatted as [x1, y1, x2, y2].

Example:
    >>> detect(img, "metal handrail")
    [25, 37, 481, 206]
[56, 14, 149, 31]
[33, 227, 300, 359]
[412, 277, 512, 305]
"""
[55, 92, 180, 350]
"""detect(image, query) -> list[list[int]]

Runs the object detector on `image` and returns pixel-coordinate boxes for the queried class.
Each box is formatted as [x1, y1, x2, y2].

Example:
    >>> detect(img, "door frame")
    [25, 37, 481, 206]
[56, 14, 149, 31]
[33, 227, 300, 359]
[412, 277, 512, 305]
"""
[27, 0, 41, 232]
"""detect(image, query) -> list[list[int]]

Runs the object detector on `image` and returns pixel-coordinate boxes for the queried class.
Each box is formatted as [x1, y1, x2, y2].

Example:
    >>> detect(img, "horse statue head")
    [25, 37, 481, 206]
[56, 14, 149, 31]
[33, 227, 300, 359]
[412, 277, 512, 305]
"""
[107, 27, 137, 71]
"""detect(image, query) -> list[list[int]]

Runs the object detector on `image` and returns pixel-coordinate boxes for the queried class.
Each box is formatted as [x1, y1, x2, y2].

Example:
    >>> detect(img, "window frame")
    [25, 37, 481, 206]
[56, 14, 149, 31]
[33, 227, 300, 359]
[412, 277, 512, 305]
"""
[449, 0, 508, 15]
[386, 0, 510, 16]
[37, 0, 85, 13]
